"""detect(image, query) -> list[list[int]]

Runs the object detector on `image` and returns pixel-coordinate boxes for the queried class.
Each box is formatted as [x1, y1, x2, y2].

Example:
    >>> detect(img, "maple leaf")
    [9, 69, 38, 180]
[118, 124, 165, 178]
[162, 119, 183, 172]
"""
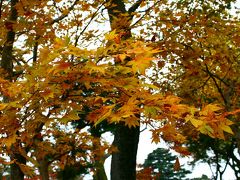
[50, 62, 71, 74]
[87, 105, 114, 126]
[185, 115, 203, 128]
[3, 134, 17, 148]
[117, 97, 139, 118]
[144, 106, 157, 118]
[86, 61, 107, 75]
[219, 123, 234, 134]
[40, 88, 54, 101]
[174, 157, 180, 171]
[198, 125, 214, 137]
[200, 104, 223, 116]
[61, 110, 80, 124]
[1, 0, 239, 177]
[127, 56, 153, 74]
[0, 103, 8, 110]
[123, 115, 140, 128]
[105, 29, 117, 41]
[172, 146, 191, 156]
[151, 130, 161, 144]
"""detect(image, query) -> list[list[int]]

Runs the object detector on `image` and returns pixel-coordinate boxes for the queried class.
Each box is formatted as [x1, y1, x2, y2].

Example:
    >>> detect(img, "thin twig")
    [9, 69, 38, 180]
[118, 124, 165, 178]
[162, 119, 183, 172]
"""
[205, 64, 228, 105]
[0, 0, 3, 19]
[51, 0, 79, 24]
[130, 0, 161, 28]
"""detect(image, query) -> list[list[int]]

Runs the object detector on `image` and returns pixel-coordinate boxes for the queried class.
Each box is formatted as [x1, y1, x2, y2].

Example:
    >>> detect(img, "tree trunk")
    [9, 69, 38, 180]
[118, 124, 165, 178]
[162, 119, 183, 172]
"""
[111, 124, 140, 180]
[105, 1, 143, 179]
[10, 152, 25, 180]
[93, 161, 108, 180]
[1, 0, 18, 78]
[1, 0, 25, 179]
[91, 127, 108, 180]
[39, 158, 49, 180]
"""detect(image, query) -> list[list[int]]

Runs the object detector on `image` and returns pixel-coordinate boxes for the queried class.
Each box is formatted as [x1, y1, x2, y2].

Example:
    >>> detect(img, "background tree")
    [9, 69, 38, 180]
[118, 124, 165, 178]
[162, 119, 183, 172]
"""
[187, 134, 240, 179]
[144, 0, 240, 179]
[137, 148, 191, 180]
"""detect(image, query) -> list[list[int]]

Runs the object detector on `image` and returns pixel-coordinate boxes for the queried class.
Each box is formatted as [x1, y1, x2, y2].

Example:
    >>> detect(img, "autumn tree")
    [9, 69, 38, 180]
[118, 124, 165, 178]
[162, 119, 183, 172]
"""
[139, 1, 240, 179]
[187, 134, 240, 179]
[0, 0, 239, 179]
[145, 0, 240, 178]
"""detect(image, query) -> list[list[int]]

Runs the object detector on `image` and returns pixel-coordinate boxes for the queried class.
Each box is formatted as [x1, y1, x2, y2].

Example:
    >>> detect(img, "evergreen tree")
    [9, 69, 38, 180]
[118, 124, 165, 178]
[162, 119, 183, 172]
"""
[143, 148, 191, 180]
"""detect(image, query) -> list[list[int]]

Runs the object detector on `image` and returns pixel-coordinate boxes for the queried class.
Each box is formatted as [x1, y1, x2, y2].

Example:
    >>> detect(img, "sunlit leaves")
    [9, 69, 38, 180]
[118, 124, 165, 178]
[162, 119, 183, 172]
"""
[2, 134, 17, 148]
[87, 105, 113, 125]
[126, 41, 160, 74]
[1, 0, 239, 177]
[0, 103, 8, 110]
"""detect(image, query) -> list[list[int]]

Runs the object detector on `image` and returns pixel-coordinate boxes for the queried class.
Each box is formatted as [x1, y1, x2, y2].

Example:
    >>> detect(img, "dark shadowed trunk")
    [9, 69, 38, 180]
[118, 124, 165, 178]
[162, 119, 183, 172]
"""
[111, 124, 140, 180]
[39, 158, 50, 180]
[105, 0, 143, 179]
[91, 127, 108, 180]
[10, 150, 25, 180]
[1, 0, 25, 179]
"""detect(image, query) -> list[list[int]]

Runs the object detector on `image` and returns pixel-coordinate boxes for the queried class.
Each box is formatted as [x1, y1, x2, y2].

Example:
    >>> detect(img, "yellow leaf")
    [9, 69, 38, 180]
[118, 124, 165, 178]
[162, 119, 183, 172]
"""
[220, 124, 234, 134]
[151, 130, 160, 144]
[127, 56, 153, 74]
[225, 119, 234, 126]
[86, 61, 106, 75]
[119, 54, 127, 62]
[144, 106, 157, 117]
[200, 104, 222, 116]
[164, 95, 182, 105]
[63, 111, 79, 121]
[191, 119, 203, 128]
[185, 115, 203, 127]
[198, 125, 214, 135]
[0, 103, 7, 110]
[105, 29, 117, 41]
[142, 83, 159, 90]
[50, 62, 71, 74]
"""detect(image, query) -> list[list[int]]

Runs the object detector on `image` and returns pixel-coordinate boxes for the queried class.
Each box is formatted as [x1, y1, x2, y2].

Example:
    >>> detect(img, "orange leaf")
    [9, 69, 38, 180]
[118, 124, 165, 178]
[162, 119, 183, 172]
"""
[123, 115, 140, 128]
[87, 105, 113, 126]
[174, 157, 180, 171]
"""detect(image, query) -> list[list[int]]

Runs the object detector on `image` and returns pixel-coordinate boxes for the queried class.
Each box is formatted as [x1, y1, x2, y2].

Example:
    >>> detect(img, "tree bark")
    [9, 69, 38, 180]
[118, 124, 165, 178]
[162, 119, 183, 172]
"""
[111, 124, 140, 180]
[1, 0, 25, 179]
[105, 1, 143, 179]
[1, 0, 18, 79]
[39, 158, 49, 180]
[93, 161, 108, 180]
[10, 151, 25, 180]
[90, 127, 108, 180]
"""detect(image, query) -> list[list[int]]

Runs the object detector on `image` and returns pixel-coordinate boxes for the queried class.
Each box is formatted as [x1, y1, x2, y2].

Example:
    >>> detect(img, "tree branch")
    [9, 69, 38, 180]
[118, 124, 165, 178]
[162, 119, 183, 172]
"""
[1, 0, 18, 79]
[51, 0, 79, 24]
[78, 2, 106, 37]
[32, 35, 40, 63]
[0, 0, 3, 19]
[128, 0, 144, 14]
[130, 0, 161, 28]
[105, 0, 127, 26]
[202, 67, 229, 87]
[205, 64, 228, 105]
